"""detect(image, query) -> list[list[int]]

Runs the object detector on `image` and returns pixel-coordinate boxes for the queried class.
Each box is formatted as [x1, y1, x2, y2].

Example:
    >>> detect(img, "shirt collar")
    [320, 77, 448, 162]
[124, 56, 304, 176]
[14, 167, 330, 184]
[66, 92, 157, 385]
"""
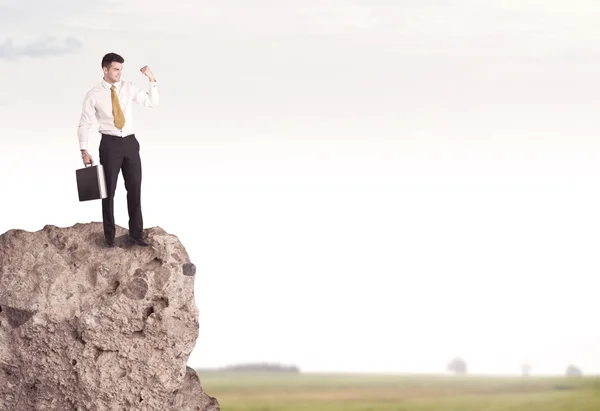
[101, 79, 121, 90]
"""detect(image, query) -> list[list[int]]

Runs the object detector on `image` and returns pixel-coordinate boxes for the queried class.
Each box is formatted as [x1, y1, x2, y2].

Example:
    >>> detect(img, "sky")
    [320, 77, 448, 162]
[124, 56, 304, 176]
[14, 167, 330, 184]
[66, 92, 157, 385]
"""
[2, 0, 600, 376]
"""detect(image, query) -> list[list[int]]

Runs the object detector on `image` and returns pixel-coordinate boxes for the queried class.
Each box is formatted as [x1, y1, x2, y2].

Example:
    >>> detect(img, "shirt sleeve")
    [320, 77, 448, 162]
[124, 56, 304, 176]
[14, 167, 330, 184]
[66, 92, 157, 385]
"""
[132, 81, 159, 107]
[77, 92, 96, 151]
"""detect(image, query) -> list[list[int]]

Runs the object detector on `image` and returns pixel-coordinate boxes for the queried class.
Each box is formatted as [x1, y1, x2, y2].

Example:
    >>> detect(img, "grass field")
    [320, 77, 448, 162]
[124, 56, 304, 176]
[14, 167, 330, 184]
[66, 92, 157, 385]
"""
[197, 371, 600, 411]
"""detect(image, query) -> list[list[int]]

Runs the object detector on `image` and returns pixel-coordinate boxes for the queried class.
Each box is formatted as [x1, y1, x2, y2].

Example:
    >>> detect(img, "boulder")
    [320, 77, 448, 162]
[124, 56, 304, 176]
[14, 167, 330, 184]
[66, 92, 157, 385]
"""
[0, 222, 219, 411]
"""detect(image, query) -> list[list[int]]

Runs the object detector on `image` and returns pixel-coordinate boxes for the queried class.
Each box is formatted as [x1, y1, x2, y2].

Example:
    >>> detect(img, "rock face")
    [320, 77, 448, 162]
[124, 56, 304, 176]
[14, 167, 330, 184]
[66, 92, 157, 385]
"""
[0, 223, 219, 411]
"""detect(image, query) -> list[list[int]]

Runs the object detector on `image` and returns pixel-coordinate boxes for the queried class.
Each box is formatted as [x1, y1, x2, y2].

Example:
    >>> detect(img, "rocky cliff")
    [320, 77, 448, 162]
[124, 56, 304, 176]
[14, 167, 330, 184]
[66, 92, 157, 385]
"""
[0, 223, 219, 411]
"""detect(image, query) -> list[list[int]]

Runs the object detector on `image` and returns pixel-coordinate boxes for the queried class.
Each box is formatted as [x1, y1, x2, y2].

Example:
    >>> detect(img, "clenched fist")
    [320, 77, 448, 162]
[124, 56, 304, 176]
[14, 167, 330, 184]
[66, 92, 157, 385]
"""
[140, 65, 156, 82]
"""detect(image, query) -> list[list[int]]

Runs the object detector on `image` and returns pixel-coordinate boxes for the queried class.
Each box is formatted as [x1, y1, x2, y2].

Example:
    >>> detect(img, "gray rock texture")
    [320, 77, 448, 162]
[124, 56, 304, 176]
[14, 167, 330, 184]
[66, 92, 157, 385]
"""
[0, 222, 219, 411]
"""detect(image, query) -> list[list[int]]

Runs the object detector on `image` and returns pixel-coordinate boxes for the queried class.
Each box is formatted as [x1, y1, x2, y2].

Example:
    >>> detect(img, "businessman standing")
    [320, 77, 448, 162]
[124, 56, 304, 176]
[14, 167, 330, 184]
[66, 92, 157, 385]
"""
[77, 52, 159, 248]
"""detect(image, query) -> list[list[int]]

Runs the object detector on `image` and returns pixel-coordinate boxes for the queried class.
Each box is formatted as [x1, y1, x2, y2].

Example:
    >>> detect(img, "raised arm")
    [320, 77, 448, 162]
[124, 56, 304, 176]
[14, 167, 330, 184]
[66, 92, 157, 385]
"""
[132, 65, 159, 107]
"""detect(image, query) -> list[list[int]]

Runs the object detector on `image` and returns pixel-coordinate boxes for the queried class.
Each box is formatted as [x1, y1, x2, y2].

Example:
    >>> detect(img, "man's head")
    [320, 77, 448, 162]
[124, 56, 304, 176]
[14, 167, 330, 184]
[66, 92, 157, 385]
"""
[101, 53, 125, 84]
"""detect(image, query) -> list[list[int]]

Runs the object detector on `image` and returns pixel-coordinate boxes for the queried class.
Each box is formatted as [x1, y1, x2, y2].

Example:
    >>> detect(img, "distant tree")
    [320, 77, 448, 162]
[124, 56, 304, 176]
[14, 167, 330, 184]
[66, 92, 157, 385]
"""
[521, 363, 532, 377]
[566, 365, 582, 377]
[221, 362, 300, 373]
[447, 357, 467, 375]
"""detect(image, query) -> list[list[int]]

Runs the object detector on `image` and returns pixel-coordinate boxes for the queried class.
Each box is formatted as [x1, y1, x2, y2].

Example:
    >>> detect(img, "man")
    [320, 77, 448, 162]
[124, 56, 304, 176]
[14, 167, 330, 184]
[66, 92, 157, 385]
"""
[77, 52, 159, 248]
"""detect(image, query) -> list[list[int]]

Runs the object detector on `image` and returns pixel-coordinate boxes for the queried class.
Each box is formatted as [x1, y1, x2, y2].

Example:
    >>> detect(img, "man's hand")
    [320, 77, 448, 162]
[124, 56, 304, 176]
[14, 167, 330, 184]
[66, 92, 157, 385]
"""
[81, 151, 94, 166]
[140, 65, 156, 82]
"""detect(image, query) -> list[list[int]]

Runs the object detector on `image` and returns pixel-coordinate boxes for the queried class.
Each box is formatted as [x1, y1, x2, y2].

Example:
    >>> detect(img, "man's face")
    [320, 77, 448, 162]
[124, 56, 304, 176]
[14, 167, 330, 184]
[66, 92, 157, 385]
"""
[104, 62, 122, 83]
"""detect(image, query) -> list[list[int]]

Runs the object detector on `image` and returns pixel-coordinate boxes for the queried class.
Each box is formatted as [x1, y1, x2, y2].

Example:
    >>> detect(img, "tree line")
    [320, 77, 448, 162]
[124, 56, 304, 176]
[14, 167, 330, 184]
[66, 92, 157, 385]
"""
[447, 357, 584, 377]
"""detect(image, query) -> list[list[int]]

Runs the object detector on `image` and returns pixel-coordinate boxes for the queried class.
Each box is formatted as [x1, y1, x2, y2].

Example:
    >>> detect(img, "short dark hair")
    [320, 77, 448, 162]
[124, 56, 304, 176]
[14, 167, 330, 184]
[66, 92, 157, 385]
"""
[101, 53, 124, 69]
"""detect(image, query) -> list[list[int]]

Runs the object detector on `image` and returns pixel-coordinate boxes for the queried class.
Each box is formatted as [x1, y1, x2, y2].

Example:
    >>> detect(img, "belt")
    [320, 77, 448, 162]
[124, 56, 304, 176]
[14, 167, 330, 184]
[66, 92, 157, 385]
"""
[101, 133, 135, 139]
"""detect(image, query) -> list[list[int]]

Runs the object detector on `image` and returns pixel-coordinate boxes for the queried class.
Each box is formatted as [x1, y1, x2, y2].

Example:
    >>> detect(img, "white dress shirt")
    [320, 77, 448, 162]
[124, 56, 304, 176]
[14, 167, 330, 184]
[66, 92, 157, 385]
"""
[77, 79, 159, 150]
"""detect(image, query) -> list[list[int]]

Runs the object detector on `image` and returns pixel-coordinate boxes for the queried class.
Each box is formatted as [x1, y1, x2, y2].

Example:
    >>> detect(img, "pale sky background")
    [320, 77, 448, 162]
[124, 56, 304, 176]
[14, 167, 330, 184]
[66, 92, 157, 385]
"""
[2, 0, 600, 376]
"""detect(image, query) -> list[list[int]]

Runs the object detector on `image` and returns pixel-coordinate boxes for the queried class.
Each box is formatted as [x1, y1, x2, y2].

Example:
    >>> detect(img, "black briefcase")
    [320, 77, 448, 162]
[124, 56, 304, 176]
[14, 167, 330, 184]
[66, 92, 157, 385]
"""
[76, 163, 107, 201]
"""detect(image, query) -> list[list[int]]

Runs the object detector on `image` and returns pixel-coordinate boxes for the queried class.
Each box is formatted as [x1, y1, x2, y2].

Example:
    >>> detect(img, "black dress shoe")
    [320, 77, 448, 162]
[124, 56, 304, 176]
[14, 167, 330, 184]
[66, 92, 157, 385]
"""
[129, 237, 150, 247]
[104, 239, 116, 248]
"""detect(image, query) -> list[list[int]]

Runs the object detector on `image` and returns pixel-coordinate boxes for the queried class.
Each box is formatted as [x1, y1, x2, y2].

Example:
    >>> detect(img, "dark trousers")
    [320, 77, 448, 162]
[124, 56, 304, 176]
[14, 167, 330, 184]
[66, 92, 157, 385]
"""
[98, 134, 143, 240]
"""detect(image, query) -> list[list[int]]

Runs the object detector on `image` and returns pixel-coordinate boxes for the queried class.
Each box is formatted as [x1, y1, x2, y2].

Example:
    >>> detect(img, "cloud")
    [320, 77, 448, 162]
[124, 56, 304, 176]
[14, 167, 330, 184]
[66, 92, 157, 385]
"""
[0, 0, 111, 56]
[0, 36, 83, 60]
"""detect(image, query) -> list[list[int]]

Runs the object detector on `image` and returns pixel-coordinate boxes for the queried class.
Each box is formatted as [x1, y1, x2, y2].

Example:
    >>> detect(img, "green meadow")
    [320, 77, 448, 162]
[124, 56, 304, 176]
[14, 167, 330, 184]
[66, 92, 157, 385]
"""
[197, 372, 600, 411]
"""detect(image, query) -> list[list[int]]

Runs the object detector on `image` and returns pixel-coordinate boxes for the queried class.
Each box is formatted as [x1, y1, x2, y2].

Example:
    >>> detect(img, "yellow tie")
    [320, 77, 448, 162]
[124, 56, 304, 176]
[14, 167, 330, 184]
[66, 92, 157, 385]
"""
[111, 85, 126, 129]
